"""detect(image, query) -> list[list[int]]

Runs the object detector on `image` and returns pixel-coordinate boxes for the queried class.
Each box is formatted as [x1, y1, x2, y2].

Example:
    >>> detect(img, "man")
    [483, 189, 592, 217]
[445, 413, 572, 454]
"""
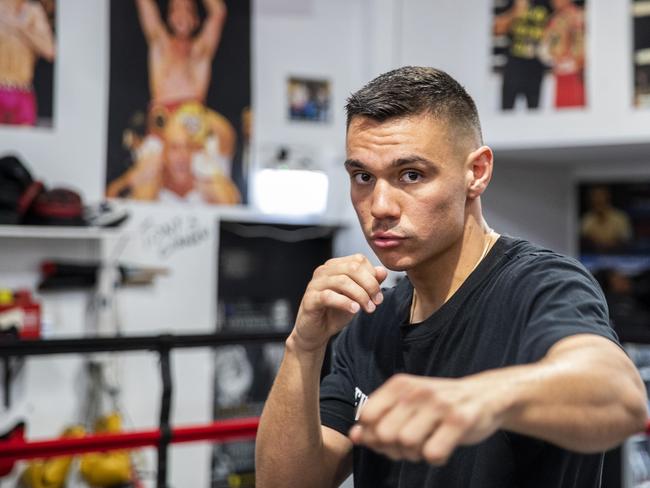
[493, 0, 549, 110]
[106, 101, 240, 203]
[122, 0, 238, 202]
[256, 67, 647, 487]
[0, 0, 55, 126]
[540, 0, 586, 108]
[136, 0, 227, 106]
[580, 186, 632, 253]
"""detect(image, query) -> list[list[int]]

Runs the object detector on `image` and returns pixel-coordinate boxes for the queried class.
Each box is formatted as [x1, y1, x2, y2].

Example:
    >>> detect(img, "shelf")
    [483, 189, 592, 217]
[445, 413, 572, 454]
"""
[0, 225, 122, 240]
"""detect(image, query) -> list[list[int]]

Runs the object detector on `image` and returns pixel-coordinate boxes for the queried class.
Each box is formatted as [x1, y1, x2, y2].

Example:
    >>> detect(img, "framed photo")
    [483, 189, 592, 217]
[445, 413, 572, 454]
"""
[106, 0, 251, 205]
[0, 0, 56, 128]
[491, 0, 587, 111]
[287, 77, 331, 123]
[577, 181, 650, 342]
[633, 0, 650, 107]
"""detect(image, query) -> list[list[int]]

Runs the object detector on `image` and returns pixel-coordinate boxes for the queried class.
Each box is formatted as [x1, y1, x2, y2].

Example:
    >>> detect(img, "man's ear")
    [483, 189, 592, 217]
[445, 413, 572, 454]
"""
[466, 145, 494, 200]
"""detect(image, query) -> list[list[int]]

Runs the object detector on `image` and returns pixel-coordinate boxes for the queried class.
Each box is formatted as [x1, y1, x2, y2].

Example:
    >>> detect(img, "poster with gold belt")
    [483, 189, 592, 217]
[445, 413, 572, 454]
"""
[492, 0, 587, 111]
[106, 0, 251, 205]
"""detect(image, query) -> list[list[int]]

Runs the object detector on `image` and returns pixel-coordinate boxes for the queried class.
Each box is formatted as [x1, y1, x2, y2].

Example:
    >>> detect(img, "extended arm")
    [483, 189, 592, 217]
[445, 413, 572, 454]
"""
[256, 255, 387, 487]
[135, 0, 167, 43]
[351, 334, 647, 464]
[195, 0, 226, 57]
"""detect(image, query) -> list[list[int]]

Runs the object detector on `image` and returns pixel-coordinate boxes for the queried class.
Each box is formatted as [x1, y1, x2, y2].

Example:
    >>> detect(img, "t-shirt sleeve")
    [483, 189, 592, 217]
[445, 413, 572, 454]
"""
[319, 324, 357, 436]
[514, 254, 618, 363]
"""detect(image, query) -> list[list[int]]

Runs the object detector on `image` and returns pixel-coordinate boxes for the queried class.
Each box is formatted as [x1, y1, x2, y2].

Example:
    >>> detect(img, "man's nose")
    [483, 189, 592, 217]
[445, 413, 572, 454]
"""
[370, 180, 400, 220]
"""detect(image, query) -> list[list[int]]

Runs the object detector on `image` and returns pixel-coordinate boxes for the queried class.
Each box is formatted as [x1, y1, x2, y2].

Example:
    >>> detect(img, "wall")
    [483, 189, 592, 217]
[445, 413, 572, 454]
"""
[0, 0, 366, 486]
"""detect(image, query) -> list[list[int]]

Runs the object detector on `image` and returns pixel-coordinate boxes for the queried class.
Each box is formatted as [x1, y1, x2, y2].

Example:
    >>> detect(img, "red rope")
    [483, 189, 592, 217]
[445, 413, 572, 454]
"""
[0, 417, 259, 462]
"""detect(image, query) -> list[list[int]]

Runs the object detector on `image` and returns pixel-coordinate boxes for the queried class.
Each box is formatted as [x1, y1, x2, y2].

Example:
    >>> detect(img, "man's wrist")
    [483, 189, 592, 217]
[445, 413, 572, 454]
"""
[286, 331, 328, 360]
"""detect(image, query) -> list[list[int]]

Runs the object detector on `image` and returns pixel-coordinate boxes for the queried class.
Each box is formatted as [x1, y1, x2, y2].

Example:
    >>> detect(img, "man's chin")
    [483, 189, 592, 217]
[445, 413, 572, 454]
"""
[373, 253, 414, 273]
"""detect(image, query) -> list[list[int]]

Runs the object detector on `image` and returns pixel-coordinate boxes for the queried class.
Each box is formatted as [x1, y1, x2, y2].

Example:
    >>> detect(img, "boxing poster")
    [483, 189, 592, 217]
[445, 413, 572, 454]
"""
[106, 0, 251, 205]
[577, 182, 650, 343]
[491, 0, 587, 111]
[0, 0, 56, 128]
[633, 0, 650, 107]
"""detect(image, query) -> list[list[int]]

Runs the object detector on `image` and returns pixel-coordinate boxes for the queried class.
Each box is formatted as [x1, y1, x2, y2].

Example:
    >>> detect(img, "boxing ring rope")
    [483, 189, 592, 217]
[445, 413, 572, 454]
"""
[0, 332, 288, 488]
[0, 417, 260, 462]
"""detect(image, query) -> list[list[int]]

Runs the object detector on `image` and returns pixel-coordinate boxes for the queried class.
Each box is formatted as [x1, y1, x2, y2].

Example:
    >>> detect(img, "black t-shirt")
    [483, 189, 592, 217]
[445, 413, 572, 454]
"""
[319, 236, 618, 488]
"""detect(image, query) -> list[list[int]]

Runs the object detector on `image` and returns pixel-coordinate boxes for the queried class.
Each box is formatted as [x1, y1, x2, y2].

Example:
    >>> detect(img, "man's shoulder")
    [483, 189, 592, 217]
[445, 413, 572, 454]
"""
[497, 235, 592, 283]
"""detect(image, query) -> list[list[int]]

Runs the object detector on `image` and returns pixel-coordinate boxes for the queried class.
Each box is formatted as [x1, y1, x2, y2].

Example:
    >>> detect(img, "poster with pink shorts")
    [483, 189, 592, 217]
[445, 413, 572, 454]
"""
[0, 0, 56, 128]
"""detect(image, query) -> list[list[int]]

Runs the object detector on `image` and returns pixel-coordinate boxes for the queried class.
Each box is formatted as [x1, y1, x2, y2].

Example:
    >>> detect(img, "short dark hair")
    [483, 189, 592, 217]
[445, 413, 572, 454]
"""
[345, 66, 483, 144]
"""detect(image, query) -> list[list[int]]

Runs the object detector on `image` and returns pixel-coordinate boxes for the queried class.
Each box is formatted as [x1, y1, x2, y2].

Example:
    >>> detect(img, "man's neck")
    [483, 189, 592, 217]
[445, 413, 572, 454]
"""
[406, 213, 496, 323]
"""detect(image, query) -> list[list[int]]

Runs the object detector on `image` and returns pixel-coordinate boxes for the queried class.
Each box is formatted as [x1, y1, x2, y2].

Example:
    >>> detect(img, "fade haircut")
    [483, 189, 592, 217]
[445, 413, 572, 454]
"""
[345, 66, 483, 145]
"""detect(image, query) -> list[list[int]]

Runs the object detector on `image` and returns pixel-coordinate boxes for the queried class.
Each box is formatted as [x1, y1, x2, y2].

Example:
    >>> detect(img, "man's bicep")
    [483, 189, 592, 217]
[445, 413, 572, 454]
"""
[322, 425, 353, 488]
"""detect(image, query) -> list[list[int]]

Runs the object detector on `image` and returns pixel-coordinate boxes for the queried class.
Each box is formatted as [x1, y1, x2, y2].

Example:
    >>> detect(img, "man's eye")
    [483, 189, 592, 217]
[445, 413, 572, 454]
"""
[401, 171, 421, 183]
[354, 173, 373, 184]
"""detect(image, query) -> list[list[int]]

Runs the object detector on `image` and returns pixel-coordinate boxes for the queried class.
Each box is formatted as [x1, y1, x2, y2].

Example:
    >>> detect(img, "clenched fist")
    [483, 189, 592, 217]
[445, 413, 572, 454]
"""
[291, 254, 388, 353]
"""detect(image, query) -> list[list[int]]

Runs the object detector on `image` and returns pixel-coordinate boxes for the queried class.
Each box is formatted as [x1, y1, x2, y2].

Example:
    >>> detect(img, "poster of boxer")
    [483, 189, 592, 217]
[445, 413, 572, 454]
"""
[578, 181, 650, 342]
[491, 0, 587, 111]
[106, 0, 251, 205]
[0, 0, 56, 128]
[633, 0, 650, 107]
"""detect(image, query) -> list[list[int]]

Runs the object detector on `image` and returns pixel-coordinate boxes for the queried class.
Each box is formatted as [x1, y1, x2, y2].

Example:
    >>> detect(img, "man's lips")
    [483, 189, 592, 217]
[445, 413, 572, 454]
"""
[370, 232, 406, 249]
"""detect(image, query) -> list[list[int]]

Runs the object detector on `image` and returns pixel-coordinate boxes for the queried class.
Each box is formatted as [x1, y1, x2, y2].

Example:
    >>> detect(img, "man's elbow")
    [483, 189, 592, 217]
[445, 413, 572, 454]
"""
[42, 44, 55, 62]
[624, 383, 648, 436]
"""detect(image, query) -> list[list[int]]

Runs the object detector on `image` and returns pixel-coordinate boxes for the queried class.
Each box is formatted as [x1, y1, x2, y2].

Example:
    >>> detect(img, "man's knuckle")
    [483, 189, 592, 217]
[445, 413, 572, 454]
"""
[348, 261, 361, 273]
[449, 410, 472, 429]
[398, 431, 419, 449]
[391, 373, 411, 388]
[375, 426, 396, 445]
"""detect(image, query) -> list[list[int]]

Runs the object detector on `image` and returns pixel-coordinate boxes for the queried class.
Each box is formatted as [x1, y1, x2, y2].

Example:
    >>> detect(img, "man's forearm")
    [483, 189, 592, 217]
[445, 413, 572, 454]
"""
[202, 0, 226, 20]
[497, 336, 647, 452]
[19, 28, 54, 60]
[135, 0, 164, 42]
[256, 336, 334, 488]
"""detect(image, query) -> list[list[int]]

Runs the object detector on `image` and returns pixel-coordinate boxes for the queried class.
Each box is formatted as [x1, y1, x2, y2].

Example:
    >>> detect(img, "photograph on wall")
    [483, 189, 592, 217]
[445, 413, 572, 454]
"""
[633, 0, 650, 107]
[106, 0, 251, 205]
[0, 0, 56, 128]
[491, 0, 587, 111]
[577, 181, 650, 343]
[287, 76, 331, 123]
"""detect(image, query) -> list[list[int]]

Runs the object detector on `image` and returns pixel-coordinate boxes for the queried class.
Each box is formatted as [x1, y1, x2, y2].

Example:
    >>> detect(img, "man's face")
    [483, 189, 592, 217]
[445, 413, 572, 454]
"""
[163, 124, 195, 192]
[589, 187, 610, 213]
[168, 0, 198, 38]
[345, 114, 472, 272]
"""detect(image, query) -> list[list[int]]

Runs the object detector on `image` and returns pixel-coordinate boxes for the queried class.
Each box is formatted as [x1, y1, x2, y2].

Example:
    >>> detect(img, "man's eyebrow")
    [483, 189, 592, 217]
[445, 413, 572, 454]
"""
[344, 156, 436, 171]
[390, 155, 436, 168]
[344, 159, 365, 170]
